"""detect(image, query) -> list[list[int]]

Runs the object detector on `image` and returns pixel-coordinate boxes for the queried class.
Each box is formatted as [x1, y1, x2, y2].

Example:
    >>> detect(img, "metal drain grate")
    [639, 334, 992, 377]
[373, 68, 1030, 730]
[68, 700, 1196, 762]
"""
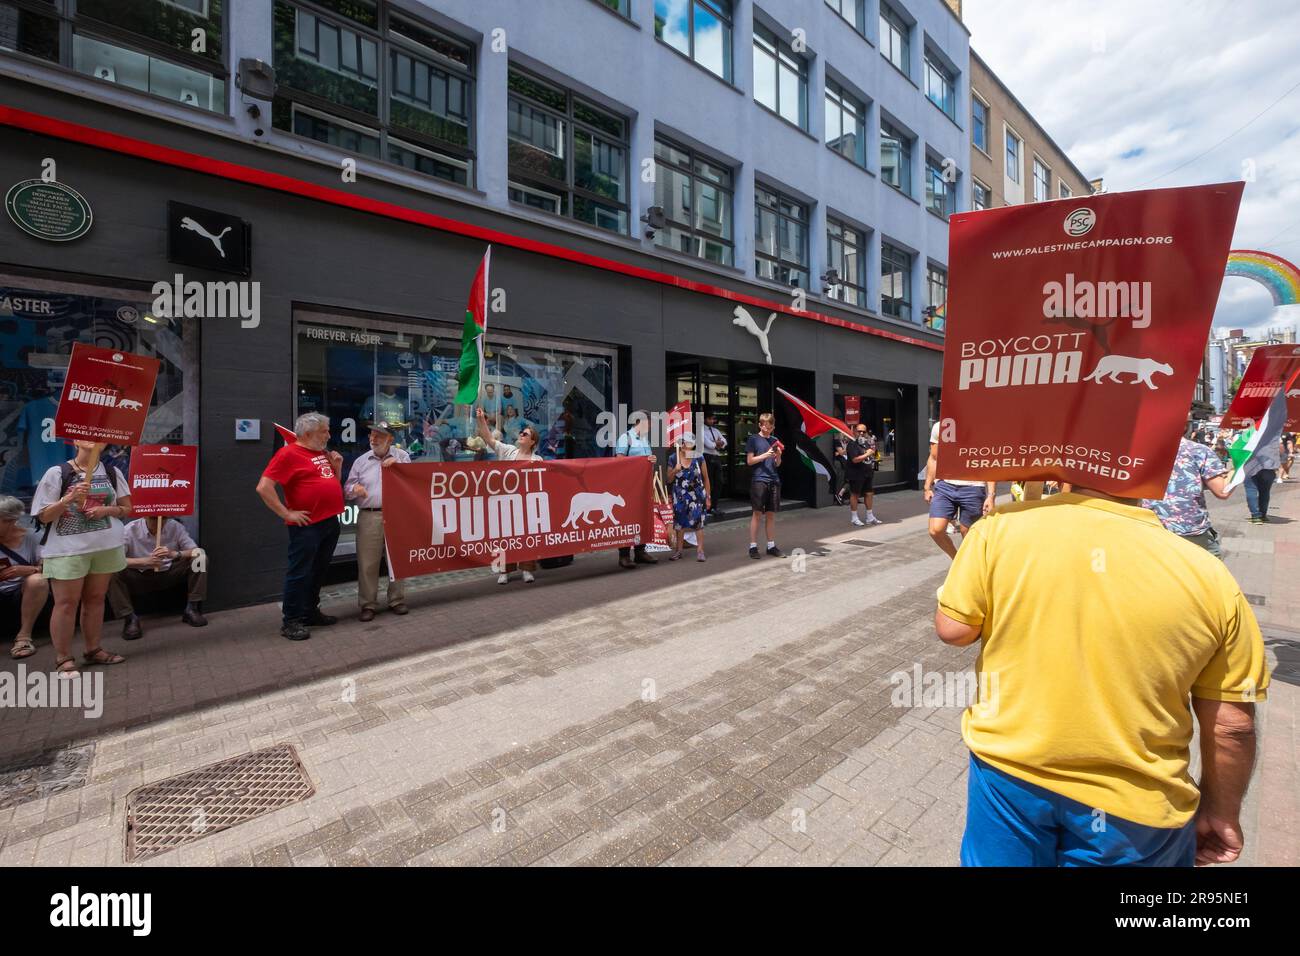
[125, 743, 314, 862]
[842, 538, 883, 548]
[1244, 594, 1267, 607]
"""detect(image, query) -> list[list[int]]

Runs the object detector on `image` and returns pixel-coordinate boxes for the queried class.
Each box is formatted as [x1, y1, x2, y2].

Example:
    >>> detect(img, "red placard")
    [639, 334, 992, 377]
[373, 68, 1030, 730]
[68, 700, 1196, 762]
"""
[1222, 344, 1300, 430]
[844, 395, 861, 425]
[664, 400, 692, 445]
[940, 182, 1243, 498]
[54, 344, 161, 445]
[127, 444, 198, 515]
[382, 456, 653, 578]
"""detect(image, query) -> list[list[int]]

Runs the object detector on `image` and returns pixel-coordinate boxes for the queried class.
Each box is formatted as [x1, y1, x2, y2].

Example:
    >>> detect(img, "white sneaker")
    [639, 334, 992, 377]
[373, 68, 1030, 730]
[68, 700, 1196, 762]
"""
[851, 515, 865, 527]
[522, 571, 535, 583]
[497, 573, 509, 585]
[866, 514, 883, 526]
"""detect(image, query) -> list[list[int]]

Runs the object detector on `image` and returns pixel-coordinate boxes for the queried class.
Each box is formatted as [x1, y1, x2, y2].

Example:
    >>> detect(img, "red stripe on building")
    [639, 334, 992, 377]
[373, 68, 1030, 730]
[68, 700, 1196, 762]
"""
[0, 103, 943, 353]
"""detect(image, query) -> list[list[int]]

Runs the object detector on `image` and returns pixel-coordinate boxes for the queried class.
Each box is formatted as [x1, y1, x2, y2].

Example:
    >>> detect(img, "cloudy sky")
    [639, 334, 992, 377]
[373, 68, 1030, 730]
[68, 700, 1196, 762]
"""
[964, 0, 1300, 338]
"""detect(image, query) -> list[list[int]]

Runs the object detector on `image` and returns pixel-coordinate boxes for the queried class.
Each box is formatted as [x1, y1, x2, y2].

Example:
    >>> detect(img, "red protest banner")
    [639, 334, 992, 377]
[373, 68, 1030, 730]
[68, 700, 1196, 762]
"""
[127, 444, 198, 516]
[940, 182, 1243, 498]
[382, 456, 654, 578]
[1222, 344, 1300, 430]
[54, 344, 161, 445]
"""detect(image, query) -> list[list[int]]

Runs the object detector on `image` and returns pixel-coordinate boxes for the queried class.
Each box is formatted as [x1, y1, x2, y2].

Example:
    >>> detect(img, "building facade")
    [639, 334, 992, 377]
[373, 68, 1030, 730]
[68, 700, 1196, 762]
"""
[0, 0, 969, 608]
[967, 49, 1090, 213]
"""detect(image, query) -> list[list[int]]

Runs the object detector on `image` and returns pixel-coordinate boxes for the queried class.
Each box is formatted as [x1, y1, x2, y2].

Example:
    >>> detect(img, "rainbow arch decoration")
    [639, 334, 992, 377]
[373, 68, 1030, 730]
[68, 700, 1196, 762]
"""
[1224, 250, 1300, 306]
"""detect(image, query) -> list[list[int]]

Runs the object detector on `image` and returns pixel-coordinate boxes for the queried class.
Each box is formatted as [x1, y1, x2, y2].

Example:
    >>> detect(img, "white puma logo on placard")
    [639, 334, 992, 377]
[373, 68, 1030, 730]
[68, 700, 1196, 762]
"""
[1083, 355, 1174, 390]
[732, 306, 776, 364]
[561, 492, 624, 528]
[180, 217, 233, 258]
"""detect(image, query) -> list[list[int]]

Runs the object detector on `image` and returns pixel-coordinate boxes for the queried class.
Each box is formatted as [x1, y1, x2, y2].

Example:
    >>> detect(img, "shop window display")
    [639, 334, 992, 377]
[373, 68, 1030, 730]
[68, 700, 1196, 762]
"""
[295, 316, 615, 546]
[0, 276, 198, 514]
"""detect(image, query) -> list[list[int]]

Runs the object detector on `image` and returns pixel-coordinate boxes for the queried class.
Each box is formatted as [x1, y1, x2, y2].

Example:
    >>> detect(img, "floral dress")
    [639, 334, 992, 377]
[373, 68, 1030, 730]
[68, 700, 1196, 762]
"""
[668, 453, 707, 530]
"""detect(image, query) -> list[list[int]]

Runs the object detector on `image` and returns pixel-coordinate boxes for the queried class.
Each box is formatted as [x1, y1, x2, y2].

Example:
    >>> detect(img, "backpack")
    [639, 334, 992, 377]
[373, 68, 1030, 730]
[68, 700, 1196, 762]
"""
[36, 460, 126, 545]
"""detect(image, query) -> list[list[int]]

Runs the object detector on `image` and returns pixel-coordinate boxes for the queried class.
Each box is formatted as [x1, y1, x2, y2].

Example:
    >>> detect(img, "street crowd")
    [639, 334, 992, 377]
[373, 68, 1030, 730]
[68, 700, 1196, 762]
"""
[1, 399, 1293, 869]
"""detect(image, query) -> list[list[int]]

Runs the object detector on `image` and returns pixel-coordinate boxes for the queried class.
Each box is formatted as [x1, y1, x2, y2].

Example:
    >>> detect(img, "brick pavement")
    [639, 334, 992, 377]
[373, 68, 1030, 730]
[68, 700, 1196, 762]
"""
[0, 484, 1296, 866]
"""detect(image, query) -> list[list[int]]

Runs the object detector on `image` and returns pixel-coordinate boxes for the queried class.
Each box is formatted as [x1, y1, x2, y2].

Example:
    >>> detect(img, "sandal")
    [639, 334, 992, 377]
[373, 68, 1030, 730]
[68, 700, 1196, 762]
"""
[669, 551, 683, 561]
[55, 656, 79, 678]
[82, 647, 126, 666]
[10, 636, 36, 660]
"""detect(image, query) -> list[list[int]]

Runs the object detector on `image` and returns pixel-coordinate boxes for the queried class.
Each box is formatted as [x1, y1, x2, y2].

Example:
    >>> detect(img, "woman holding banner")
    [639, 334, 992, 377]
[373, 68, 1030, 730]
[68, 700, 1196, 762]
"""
[30, 440, 131, 675]
[475, 407, 543, 584]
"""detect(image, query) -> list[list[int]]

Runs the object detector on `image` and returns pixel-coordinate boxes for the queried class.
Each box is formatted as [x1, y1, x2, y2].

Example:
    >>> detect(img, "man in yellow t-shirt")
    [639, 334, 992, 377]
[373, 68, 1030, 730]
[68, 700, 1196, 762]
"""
[936, 489, 1269, 867]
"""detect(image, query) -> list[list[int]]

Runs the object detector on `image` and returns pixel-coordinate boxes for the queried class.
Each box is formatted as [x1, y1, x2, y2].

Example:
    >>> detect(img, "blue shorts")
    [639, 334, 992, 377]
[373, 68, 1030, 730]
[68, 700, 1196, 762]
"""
[929, 481, 986, 527]
[961, 754, 1196, 867]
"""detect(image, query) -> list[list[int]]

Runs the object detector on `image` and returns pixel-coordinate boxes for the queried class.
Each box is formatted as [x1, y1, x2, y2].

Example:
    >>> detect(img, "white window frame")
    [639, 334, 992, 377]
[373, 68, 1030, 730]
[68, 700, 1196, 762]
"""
[972, 177, 991, 210]
[1032, 154, 1051, 203]
[1004, 122, 1022, 184]
[1059, 181, 1072, 199]
[971, 92, 991, 157]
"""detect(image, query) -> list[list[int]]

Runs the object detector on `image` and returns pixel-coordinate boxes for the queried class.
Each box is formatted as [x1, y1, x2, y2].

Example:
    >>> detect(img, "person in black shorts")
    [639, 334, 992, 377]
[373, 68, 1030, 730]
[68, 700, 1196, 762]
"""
[846, 424, 882, 526]
[745, 412, 782, 559]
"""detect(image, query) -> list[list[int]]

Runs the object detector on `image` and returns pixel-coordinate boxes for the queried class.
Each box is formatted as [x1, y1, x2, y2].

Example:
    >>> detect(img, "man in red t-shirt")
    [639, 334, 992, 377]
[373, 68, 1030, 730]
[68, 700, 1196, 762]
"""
[256, 412, 344, 640]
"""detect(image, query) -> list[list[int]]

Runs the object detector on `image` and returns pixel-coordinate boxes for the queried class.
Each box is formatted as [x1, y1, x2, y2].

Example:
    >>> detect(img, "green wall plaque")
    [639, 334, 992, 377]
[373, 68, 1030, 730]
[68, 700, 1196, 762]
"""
[5, 179, 94, 241]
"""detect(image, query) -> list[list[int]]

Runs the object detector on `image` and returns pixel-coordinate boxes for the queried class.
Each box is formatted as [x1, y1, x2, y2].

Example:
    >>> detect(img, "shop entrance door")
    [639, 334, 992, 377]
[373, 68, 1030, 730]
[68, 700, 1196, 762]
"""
[666, 357, 769, 501]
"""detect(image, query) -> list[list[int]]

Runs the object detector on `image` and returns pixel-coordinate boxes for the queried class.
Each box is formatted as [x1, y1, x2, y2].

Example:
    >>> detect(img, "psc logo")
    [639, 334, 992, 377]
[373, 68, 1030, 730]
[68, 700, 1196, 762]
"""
[1064, 208, 1096, 237]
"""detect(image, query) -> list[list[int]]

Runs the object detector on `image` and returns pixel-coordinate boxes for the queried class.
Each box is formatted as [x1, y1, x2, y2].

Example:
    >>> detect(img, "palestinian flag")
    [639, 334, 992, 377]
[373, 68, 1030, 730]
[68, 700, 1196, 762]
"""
[1226, 384, 1288, 492]
[455, 246, 491, 405]
[777, 387, 853, 440]
[794, 423, 837, 495]
[273, 422, 297, 445]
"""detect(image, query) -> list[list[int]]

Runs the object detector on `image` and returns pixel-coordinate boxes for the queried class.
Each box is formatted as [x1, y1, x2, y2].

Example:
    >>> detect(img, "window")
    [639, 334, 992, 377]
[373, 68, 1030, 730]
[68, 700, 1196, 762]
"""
[655, 0, 733, 82]
[825, 78, 867, 168]
[881, 241, 913, 322]
[825, 0, 866, 34]
[0, 274, 197, 517]
[753, 24, 808, 129]
[507, 68, 629, 234]
[972, 179, 990, 210]
[16, 0, 229, 111]
[292, 104, 380, 156]
[924, 52, 955, 119]
[754, 185, 810, 289]
[294, 7, 378, 82]
[926, 264, 947, 330]
[654, 136, 735, 265]
[72, 33, 227, 112]
[827, 219, 868, 307]
[879, 2, 909, 75]
[1033, 158, 1050, 202]
[972, 97, 988, 153]
[272, 2, 475, 186]
[0, 1, 60, 63]
[1060, 181, 1072, 199]
[925, 155, 955, 219]
[880, 120, 912, 196]
[1005, 128, 1021, 183]
[596, 0, 629, 14]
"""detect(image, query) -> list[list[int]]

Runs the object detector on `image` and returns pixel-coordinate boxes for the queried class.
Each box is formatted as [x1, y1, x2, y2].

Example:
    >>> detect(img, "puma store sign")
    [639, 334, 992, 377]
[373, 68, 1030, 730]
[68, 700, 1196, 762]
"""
[940, 182, 1244, 498]
[166, 201, 251, 276]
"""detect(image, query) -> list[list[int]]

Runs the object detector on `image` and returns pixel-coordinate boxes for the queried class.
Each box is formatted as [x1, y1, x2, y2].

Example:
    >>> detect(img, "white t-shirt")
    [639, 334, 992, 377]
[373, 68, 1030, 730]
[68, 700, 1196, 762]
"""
[929, 422, 986, 488]
[30, 463, 131, 558]
[492, 440, 542, 462]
